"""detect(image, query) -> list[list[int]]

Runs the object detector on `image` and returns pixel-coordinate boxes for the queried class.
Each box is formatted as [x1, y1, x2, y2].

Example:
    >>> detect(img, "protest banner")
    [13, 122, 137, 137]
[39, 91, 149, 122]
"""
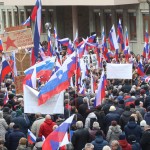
[15, 75, 25, 94]
[15, 52, 30, 74]
[106, 63, 132, 79]
[1, 28, 33, 52]
[24, 85, 64, 114]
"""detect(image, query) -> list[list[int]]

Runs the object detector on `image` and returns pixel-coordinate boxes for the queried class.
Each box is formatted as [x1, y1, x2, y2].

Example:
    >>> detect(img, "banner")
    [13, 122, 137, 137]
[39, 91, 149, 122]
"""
[24, 85, 64, 114]
[15, 76, 25, 94]
[107, 63, 132, 79]
[1, 28, 33, 52]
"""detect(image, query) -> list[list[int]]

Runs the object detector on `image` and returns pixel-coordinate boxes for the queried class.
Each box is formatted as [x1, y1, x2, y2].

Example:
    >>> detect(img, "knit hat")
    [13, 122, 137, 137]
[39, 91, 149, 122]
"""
[93, 122, 100, 129]
[140, 120, 147, 127]
[109, 106, 116, 112]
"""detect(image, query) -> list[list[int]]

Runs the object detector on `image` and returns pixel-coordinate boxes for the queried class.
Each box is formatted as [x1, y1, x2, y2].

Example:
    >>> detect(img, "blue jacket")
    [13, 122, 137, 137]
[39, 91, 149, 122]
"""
[7, 129, 25, 150]
[124, 121, 142, 142]
[144, 112, 150, 125]
[91, 136, 108, 150]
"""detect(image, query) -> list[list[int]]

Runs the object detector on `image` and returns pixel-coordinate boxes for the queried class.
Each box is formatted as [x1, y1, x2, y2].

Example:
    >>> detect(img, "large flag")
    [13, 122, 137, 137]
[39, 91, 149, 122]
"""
[31, 0, 42, 65]
[77, 41, 86, 58]
[58, 38, 69, 47]
[143, 31, 149, 59]
[38, 52, 76, 105]
[117, 19, 125, 51]
[22, 16, 31, 26]
[95, 70, 106, 106]
[42, 115, 75, 150]
[88, 34, 96, 43]
[1, 56, 12, 81]
[108, 25, 119, 51]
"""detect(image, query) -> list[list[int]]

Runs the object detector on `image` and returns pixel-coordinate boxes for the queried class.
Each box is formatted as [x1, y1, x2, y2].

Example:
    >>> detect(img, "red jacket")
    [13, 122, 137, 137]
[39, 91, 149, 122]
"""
[38, 119, 56, 138]
[118, 140, 132, 150]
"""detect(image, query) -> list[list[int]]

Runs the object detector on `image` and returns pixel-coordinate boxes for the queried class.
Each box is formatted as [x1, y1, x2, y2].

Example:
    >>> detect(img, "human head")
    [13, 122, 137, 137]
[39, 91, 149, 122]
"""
[140, 120, 147, 128]
[109, 106, 116, 112]
[92, 122, 100, 130]
[76, 121, 83, 129]
[84, 143, 94, 150]
[13, 124, 20, 130]
[128, 135, 136, 144]
[111, 121, 117, 126]
[134, 99, 140, 106]
[111, 140, 120, 150]
[102, 145, 111, 150]
[19, 137, 27, 145]
[9, 122, 15, 129]
[35, 113, 42, 119]
[0, 138, 5, 148]
[45, 114, 51, 120]
[95, 130, 103, 137]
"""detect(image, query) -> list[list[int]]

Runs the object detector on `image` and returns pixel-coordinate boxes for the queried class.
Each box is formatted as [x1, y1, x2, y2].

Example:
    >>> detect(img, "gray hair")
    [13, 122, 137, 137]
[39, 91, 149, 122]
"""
[9, 122, 15, 129]
[76, 121, 83, 129]
[102, 146, 111, 150]
[84, 143, 94, 150]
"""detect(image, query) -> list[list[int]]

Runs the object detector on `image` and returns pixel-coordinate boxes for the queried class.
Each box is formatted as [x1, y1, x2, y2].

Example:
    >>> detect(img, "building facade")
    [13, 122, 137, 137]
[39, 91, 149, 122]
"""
[0, 0, 150, 54]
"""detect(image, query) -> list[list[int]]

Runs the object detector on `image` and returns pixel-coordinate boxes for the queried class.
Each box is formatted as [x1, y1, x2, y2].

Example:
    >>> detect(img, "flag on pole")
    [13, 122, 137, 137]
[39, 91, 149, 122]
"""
[38, 52, 76, 105]
[137, 62, 145, 77]
[22, 16, 31, 26]
[1, 56, 12, 81]
[95, 70, 106, 106]
[108, 25, 119, 51]
[42, 115, 75, 150]
[28, 129, 36, 144]
[0, 39, 3, 51]
[88, 34, 96, 43]
[143, 31, 149, 59]
[117, 19, 125, 51]
[31, 0, 42, 65]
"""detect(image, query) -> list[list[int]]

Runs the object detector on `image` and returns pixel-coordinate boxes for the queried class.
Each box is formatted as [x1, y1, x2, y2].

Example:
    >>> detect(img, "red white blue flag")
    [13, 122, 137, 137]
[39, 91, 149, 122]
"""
[22, 16, 31, 26]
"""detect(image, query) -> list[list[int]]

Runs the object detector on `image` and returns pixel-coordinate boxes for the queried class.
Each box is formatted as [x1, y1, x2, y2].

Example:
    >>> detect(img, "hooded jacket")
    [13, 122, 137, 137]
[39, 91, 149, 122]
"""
[38, 119, 56, 138]
[124, 121, 142, 142]
[91, 136, 108, 150]
[106, 125, 122, 144]
[118, 139, 132, 150]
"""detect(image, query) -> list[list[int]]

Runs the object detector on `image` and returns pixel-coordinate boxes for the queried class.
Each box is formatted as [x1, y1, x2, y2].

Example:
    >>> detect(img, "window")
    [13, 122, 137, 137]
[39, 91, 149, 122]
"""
[20, 11, 24, 24]
[41, 10, 46, 33]
[143, 14, 150, 40]
[8, 11, 12, 27]
[94, 12, 101, 37]
[129, 12, 137, 40]
[104, 13, 112, 37]
[15, 11, 19, 26]
[2, 11, 6, 28]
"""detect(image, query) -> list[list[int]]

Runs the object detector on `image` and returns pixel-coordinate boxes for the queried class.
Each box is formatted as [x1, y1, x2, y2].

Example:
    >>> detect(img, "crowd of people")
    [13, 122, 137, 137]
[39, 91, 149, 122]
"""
[1, 39, 150, 150]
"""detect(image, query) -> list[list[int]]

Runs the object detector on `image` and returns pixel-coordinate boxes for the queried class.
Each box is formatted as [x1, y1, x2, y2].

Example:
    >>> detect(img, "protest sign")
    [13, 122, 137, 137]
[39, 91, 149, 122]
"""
[15, 52, 30, 74]
[24, 85, 64, 114]
[1, 28, 33, 52]
[15, 75, 25, 94]
[107, 63, 132, 79]
[83, 55, 90, 65]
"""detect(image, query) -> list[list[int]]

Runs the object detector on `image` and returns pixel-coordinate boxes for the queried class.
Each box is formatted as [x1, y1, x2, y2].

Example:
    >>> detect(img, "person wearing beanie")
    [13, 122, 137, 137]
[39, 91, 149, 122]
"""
[124, 116, 142, 143]
[140, 120, 147, 132]
[91, 130, 108, 150]
[144, 106, 150, 125]
[135, 99, 146, 117]
[128, 135, 141, 150]
[118, 133, 132, 150]
[104, 106, 120, 132]
[106, 121, 122, 145]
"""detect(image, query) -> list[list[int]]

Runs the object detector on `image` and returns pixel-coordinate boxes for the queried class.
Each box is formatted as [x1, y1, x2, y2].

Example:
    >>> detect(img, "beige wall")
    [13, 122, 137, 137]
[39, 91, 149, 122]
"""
[3, 0, 139, 6]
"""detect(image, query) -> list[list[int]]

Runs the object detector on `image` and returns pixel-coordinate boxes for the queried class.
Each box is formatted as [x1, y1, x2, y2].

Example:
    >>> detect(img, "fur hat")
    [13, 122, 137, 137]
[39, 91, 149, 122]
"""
[109, 106, 116, 112]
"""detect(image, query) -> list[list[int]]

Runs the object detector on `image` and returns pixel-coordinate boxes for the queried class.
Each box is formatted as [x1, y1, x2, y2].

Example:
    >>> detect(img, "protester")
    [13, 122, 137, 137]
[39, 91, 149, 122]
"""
[0, 138, 7, 150]
[16, 137, 28, 150]
[83, 143, 94, 150]
[110, 140, 122, 150]
[38, 115, 56, 138]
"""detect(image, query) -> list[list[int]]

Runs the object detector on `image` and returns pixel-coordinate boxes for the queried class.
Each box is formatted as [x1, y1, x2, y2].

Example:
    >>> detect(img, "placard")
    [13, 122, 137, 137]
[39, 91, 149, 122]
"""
[15, 52, 30, 73]
[15, 76, 25, 94]
[107, 63, 132, 79]
[1, 28, 33, 52]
